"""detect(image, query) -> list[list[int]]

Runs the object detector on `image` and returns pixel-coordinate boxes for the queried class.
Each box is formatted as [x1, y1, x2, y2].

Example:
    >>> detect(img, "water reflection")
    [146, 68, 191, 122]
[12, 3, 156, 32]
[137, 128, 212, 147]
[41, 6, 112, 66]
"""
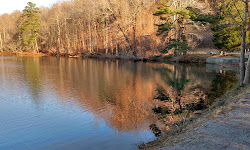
[152, 64, 237, 130]
[0, 57, 237, 149]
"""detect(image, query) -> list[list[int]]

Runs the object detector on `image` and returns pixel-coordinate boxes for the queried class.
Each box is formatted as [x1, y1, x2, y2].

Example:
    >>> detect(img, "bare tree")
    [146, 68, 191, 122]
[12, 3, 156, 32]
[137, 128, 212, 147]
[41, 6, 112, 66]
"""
[240, 0, 249, 86]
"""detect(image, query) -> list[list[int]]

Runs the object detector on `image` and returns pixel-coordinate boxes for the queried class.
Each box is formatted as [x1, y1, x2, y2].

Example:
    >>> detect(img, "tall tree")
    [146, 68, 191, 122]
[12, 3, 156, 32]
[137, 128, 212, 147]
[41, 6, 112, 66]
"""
[154, 0, 191, 56]
[208, 0, 249, 85]
[241, 0, 249, 85]
[19, 2, 41, 52]
[212, 0, 248, 52]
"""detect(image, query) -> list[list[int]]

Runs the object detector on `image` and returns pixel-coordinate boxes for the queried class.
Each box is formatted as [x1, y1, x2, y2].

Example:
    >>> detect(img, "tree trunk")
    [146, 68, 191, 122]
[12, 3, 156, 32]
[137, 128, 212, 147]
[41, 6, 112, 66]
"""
[66, 33, 70, 54]
[116, 41, 119, 57]
[94, 22, 98, 53]
[34, 38, 38, 53]
[89, 13, 94, 54]
[0, 33, 2, 52]
[90, 22, 94, 53]
[75, 28, 78, 52]
[111, 14, 132, 51]
[243, 52, 250, 84]
[240, 0, 248, 86]
[81, 32, 85, 53]
[86, 39, 89, 53]
[56, 16, 60, 56]
[110, 35, 113, 55]
[132, 17, 137, 57]
[173, 0, 177, 56]
[105, 24, 109, 55]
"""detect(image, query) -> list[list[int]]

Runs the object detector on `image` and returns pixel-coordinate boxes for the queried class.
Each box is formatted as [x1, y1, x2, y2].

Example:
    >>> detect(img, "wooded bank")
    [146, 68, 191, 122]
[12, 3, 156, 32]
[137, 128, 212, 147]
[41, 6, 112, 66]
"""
[0, 0, 216, 58]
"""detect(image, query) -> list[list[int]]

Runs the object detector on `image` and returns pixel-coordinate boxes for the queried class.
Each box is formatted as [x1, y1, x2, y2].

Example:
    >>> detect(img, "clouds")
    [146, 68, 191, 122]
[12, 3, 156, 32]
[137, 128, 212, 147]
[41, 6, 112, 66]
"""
[0, 0, 58, 15]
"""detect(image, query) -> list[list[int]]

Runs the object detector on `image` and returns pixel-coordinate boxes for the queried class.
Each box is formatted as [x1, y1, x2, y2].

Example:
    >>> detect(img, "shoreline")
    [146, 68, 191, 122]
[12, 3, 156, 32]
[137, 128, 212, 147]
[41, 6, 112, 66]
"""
[138, 84, 250, 149]
[0, 52, 46, 57]
[0, 51, 210, 63]
[1, 52, 240, 71]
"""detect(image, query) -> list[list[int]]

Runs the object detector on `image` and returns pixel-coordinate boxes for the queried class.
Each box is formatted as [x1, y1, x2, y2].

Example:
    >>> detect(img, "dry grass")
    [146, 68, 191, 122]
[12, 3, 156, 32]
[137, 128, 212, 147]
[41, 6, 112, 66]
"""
[138, 84, 250, 150]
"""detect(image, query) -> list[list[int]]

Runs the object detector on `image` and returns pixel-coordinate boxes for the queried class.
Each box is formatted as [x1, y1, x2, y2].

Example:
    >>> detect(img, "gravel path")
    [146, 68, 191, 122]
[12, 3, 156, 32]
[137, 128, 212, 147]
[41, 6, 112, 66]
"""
[161, 93, 250, 150]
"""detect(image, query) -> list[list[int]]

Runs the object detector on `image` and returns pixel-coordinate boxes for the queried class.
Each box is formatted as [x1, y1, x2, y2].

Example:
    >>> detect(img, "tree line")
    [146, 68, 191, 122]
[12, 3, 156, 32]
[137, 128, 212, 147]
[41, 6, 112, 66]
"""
[0, 0, 161, 58]
[0, 0, 219, 57]
[0, 0, 249, 84]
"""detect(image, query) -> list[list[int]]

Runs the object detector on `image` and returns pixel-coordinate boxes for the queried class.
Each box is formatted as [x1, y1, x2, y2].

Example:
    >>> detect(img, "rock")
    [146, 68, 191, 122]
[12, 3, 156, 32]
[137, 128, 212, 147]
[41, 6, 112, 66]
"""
[206, 57, 240, 64]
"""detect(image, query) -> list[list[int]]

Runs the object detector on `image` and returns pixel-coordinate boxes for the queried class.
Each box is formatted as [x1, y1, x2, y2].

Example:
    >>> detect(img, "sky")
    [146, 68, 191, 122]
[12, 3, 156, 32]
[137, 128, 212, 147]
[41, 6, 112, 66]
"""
[0, 0, 60, 15]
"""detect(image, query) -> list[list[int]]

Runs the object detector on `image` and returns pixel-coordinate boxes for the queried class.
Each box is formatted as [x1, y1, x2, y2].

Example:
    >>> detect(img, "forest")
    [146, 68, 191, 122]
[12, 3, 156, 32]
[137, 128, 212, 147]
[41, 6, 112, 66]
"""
[0, 0, 222, 57]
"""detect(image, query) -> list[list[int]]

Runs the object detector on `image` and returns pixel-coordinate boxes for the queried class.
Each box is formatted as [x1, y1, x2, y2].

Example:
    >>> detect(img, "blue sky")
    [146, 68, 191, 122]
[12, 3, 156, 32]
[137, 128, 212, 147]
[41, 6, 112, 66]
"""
[0, 0, 60, 15]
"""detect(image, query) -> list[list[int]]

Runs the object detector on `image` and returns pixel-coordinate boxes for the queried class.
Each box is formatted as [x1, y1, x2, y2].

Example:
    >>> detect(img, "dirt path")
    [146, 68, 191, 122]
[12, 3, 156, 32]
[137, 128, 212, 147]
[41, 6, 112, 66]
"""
[161, 92, 250, 150]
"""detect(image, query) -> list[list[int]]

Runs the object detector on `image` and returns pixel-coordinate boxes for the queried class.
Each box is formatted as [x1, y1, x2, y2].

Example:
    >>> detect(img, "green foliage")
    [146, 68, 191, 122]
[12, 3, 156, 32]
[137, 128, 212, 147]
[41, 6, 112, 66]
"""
[212, 25, 243, 51]
[162, 35, 191, 55]
[207, 72, 237, 104]
[186, 7, 218, 23]
[155, 23, 173, 37]
[168, 74, 189, 92]
[154, 0, 191, 56]
[19, 2, 41, 48]
[154, 0, 249, 52]
[211, 0, 249, 51]
[185, 1, 249, 52]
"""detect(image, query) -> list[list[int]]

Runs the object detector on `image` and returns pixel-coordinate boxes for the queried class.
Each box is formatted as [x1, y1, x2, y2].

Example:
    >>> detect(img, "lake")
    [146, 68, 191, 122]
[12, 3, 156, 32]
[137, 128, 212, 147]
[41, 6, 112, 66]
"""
[0, 57, 237, 150]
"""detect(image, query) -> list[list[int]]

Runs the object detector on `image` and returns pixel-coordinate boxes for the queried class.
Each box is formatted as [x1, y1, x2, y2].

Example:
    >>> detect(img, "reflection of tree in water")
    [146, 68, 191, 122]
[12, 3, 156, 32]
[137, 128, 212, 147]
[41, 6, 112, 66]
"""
[151, 66, 237, 135]
[206, 71, 237, 105]
[46, 59, 158, 133]
[153, 65, 190, 115]
[150, 65, 192, 135]
[23, 58, 43, 106]
[19, 58, 237, 137]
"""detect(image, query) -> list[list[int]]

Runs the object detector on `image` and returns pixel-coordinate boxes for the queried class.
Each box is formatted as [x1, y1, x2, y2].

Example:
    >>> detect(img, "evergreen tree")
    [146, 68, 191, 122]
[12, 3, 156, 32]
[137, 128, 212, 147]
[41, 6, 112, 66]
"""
[19, 2, 41, 52]
[154, 0, 191, 56]
[212, 0, 249, 52]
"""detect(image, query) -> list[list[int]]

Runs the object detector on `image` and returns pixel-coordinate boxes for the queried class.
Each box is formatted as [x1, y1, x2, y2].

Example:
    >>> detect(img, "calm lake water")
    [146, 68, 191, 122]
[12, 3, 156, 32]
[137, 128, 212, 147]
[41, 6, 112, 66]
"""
[0, 57, 237, 150]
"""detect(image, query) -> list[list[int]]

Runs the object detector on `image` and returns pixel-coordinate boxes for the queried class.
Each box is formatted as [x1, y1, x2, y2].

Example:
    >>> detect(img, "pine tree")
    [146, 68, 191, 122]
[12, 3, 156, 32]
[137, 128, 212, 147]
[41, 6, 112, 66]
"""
[19, 2, 41, 52]
[154, 0, 191, 56]
[212, 0, 249, 52]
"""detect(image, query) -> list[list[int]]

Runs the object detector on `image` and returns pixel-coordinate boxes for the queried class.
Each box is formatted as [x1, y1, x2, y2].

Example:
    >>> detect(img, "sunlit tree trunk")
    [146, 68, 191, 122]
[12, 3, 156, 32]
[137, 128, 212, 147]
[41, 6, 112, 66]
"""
[34, 38, 38, 53]
[116, 41, 119, 57]
[105, 23, 109, 55]
[94, 22, 98, 53]
[66, 32, 70, 54]
[56, 16, 61, 56]
[0, 33, 2, 52]
[110, 34, 113, 55]
[244, 52, 250, 84]
[88, 13, 94, 54]
[81, 32, 85, 53]
[133, 17, 137, 57]
[75, 28, 78, 52]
